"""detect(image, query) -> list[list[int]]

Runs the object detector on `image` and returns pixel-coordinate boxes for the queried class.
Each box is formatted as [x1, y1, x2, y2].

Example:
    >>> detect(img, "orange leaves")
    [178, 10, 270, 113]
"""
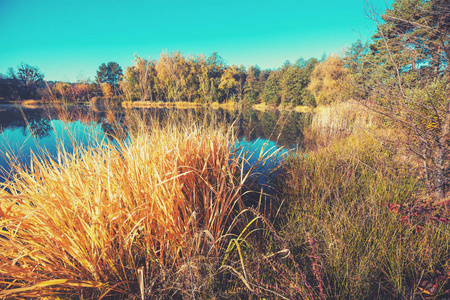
[387, 200, 450, 226]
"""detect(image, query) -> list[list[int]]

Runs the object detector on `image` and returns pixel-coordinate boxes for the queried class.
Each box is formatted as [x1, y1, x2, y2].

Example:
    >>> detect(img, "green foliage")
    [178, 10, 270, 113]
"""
[353, 0, 450, 95]
[345, 0, 450, 198]
[243, 65, 261, 105]
[261, 71, 281, 105]
[96, 62, 123, 88]
[219, 66, 240, 101]
[279, 58, 318, 106]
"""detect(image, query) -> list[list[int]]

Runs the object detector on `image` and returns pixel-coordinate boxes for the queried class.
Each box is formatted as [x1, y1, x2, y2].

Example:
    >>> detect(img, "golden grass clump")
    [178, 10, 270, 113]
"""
[0, 118, 249, 298]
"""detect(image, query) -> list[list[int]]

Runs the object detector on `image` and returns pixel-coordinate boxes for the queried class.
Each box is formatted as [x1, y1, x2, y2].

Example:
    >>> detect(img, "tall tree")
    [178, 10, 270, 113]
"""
[9, 64, 44, 99]
[206, 52, 226, 102]
[197, 55, 212, 103]
[96, 62, 123, 95]
[279, 58, 318, 106]
[359, 0, 450, 198]
[155, 51, 186, 101]
[244, 65, 261, 105]
[307, 55, 349, 105]
[261, 71, 281, 105]
[219, 65, 242, 101]
[121, 56, 156, 102]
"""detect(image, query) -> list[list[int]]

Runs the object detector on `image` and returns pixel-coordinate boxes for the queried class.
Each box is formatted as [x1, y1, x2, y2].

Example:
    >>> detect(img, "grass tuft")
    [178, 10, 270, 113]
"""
[0, 113, 254, 298]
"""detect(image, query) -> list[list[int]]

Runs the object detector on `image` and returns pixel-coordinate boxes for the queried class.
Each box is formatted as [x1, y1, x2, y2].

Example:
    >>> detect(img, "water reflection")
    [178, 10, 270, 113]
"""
[0, 104, 311, 179]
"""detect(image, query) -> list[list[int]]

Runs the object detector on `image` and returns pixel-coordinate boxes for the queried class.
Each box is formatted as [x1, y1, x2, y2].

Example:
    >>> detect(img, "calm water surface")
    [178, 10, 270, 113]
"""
[0, 104, 310, 180]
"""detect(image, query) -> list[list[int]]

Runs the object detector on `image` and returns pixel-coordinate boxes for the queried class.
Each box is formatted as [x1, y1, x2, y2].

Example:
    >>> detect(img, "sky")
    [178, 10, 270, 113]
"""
[0, 0, 393, 82]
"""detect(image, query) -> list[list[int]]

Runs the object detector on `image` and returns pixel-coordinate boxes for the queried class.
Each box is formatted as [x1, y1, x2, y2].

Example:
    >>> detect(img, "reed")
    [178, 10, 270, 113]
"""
[0, 113, 253, 298]
[310, 101, 375, 140]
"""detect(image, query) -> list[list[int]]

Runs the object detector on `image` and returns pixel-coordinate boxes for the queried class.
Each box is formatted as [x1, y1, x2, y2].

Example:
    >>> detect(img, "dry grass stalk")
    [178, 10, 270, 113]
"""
[311, 101, 375, 139]
[0, 116, 251, 298]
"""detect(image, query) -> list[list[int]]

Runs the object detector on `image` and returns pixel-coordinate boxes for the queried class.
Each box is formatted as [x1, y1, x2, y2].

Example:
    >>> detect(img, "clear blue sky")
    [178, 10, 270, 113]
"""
[0, 0, 392, 82]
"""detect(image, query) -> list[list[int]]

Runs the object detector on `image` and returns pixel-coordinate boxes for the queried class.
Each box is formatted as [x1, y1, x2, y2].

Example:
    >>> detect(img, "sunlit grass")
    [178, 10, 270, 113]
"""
[2, 104, 448, 299]
[0, 112, 256, 298]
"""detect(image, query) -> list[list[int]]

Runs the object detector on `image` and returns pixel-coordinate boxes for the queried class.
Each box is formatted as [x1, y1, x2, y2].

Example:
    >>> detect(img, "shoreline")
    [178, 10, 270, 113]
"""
[122, 100, 313, 113]
[4, 99, 314, 113]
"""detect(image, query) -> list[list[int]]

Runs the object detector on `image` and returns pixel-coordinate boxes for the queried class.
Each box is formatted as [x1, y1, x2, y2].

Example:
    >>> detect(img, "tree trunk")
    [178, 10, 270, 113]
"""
[435, 100, 450, 198]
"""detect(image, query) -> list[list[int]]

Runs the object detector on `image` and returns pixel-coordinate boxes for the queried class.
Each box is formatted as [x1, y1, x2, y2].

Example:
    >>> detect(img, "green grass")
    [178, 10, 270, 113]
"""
[277, 132, 450, 299]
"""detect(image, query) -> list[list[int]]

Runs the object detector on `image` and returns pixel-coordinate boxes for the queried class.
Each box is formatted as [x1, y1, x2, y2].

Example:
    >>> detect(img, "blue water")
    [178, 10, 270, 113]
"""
[0, 119, 289, 183]
[234, 138, 289, 190]
[0, 120, 109, 180]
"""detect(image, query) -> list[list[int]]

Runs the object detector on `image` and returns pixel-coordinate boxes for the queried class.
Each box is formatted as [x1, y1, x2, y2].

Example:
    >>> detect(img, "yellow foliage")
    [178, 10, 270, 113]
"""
[0, 115, 258, 297]
[307, 55, 350, 105]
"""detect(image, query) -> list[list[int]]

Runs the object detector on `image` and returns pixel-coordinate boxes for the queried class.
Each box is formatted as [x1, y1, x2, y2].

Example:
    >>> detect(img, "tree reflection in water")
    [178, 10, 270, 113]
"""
[27, 118, 52, 138]
[0, 104, 312, 154]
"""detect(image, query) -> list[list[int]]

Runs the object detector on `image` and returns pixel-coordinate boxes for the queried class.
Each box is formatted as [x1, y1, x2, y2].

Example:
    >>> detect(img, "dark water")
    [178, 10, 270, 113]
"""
[0, 104, 310, 180]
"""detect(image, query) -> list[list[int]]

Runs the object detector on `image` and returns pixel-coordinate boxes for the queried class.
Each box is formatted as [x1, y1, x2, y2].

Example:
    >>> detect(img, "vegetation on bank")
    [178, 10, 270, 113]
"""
[0, 0, 449, 298]
[280, 129, 450, 299]
[1, 103, 449, 299]
[0, 112, 270, 298]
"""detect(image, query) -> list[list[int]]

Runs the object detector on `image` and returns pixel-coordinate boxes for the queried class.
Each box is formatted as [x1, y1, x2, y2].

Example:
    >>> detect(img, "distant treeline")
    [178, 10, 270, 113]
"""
[0, 52, 352, 107]
[0, 103, 309, 150]
[0, 0, 448, 109]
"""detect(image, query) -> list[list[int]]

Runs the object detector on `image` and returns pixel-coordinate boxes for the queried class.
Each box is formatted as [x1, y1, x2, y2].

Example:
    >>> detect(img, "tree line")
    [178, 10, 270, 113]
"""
[0, 52, 352, 106]
[0, 0, 447, 109]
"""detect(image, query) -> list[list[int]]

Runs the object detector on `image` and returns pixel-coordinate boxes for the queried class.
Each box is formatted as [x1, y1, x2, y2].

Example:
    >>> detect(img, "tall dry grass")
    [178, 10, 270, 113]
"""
[309, 101, 376, 142]
[0, 113, 254, 298]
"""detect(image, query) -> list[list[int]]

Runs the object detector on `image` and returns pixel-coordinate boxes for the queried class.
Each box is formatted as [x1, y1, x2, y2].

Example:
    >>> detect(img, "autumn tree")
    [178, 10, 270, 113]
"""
[197, 55, 212, 103]
[134, 56, 155, 101]
[307, 55, 349, 105]
[219, 65, 245, 101]
[101, 83, 114, 98]
[53, 82, 72, 101]
[72, 82, 93, 101]
[155, 51, 186, 101]
[121, 56, 156, 102]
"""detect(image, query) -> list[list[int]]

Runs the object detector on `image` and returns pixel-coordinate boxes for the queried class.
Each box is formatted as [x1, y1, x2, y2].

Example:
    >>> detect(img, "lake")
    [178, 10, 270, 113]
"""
[0, 104, 311, 181]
